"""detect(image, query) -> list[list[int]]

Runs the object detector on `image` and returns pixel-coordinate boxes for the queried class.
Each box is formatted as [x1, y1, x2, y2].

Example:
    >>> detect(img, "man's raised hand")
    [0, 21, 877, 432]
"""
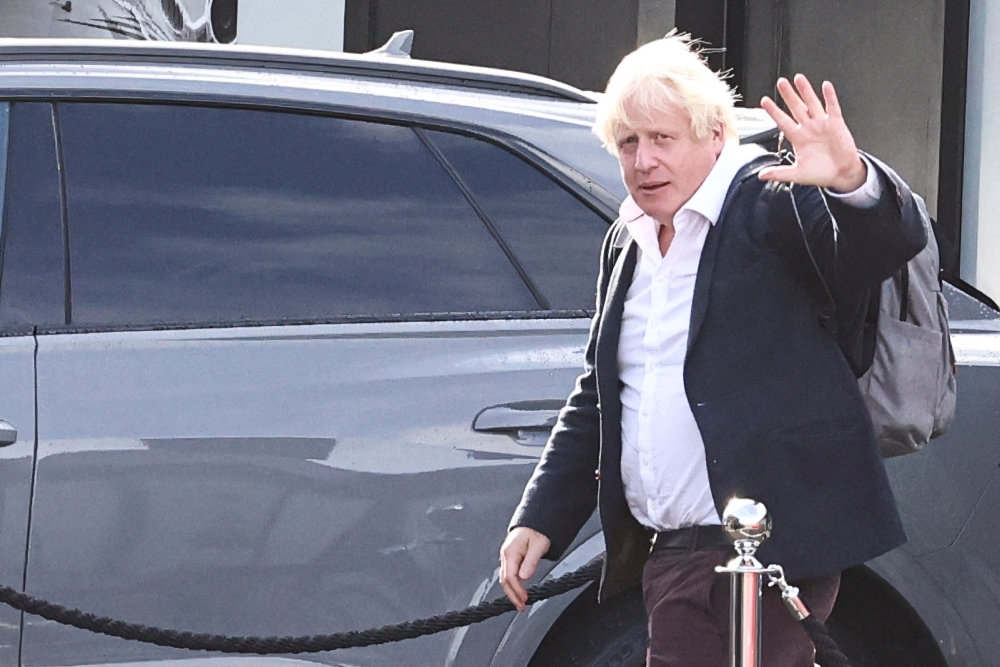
[758, 74, 867, 193]
[499, 526, 552, 612]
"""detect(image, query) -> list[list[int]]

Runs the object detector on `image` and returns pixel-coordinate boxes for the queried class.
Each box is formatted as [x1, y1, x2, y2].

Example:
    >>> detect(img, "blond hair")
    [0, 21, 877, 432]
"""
[594, 32, 739, 155]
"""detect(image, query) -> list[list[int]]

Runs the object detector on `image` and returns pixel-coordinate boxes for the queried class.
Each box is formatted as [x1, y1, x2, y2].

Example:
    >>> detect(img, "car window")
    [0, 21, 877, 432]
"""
[0, 102, 66, 332]
[54, 103, 540, 329]
[425, 129, 609, 311]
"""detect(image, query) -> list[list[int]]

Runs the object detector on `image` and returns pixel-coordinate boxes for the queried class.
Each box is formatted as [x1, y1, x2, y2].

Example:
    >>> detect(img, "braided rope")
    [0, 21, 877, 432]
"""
[0, 560, 602, 654]
[801, 614, 854, 667]
[0, 561, 855, 665]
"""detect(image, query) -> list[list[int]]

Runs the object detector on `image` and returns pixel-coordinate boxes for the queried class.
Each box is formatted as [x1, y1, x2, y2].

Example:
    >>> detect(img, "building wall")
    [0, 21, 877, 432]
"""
[344, 0, 644, 92]
[744, 0, 946, 215]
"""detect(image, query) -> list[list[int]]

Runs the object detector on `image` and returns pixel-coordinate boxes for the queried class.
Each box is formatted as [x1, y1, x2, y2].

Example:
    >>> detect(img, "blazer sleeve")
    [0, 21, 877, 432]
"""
[506, 219, 624, 559]
[764, 152, 928, 304]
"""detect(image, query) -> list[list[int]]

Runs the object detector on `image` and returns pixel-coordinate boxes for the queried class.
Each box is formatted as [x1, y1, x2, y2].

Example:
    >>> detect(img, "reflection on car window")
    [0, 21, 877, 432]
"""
[426, 130, 609, 311]
[56, 103, 538, 328]
[0, 102, 66, 331]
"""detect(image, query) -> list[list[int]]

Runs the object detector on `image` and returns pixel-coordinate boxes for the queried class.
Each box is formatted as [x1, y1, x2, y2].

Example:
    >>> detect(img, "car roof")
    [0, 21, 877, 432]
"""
[0, 38, 599, 101]
[0, 38, 777, 204]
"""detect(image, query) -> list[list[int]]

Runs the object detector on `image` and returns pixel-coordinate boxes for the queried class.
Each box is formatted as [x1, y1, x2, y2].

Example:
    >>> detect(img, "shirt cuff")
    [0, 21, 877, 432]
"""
[823, 155, 882, 208]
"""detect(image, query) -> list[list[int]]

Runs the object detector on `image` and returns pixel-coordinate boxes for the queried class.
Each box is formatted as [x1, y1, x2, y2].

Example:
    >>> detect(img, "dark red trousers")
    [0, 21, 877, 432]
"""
[642, 546, 840, 667]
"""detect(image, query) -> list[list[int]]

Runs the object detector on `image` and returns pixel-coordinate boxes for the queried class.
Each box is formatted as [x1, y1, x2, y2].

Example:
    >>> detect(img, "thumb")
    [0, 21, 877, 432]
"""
[758, 165, 799, 183]
[518, 534, 551, 580]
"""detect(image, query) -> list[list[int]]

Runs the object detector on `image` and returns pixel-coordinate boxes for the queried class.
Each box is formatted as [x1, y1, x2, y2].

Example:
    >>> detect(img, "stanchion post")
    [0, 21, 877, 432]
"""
[715, 498, 773, 667]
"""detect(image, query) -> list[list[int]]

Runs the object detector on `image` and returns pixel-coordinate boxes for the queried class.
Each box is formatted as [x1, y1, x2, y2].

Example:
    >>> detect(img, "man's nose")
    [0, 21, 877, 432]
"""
[633, 140, 655, 171]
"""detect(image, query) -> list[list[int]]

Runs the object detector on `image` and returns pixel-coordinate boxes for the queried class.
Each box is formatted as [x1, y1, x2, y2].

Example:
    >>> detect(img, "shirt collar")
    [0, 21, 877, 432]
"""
[683, 141, 766, 224]
[618, 140, 768, 227]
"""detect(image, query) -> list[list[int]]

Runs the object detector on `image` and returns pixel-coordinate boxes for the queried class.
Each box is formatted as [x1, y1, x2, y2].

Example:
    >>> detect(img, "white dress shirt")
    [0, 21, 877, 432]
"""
[616, 142, 881, 532]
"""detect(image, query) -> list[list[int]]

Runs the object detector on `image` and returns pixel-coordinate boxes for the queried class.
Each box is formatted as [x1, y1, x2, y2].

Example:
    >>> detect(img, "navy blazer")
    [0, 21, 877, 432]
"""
[509, 155, 927, 601]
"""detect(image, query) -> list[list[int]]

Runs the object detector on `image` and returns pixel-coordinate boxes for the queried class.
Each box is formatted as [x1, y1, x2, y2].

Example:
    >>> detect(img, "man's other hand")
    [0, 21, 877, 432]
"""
[499, 527, 552, 611]
[758, 74, 867, 193]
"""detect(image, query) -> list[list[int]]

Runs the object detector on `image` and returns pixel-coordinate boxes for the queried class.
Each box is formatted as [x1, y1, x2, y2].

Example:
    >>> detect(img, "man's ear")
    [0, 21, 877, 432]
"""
[710, 121, 726, 154]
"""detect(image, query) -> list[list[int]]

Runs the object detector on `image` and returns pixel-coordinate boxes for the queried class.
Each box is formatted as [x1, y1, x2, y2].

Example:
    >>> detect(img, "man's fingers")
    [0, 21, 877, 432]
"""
[499, 550, 528, 611]
[775, 77, 811, 125]
[500, 577, 527, 611]
[760, 96, 798, 136]
[793, 73, 826, 119]
[499, 527, 550, 612]
[822, 81, 844, 119]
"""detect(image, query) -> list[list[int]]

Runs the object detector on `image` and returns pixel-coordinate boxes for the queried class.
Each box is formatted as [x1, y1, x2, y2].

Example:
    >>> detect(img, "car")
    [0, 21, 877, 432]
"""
[0, 36, 995, 667]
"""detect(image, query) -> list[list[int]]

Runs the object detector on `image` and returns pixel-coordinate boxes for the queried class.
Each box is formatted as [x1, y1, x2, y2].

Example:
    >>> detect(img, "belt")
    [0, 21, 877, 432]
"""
[650, 525, 732, 553]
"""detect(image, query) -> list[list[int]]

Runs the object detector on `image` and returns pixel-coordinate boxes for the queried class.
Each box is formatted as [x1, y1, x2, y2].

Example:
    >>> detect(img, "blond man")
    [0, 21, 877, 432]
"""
[500, 35, 925, 667]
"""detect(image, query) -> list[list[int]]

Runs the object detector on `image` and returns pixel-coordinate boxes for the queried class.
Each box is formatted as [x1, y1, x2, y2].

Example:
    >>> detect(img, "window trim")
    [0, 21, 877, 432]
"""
[31, 308, 596, 337]
[0, 102, 10, 298]
[50, 103, 73, 325]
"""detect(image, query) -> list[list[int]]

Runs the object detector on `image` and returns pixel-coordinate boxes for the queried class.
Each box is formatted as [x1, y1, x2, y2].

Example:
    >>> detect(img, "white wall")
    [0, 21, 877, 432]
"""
[963, 0, 1000, 301]
[237, 0, 345, 51]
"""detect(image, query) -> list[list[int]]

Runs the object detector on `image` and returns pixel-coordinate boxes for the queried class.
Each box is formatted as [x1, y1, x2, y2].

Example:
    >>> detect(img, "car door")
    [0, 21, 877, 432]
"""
[21, 100, 609, 666]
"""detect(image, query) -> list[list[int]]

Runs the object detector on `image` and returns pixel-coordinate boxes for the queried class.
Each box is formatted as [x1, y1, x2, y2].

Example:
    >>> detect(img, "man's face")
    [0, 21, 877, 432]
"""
[616, 100, 725, 226]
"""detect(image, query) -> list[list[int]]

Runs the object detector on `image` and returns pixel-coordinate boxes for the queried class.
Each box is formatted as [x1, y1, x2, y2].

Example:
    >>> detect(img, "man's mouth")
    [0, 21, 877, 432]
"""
[638, 182, 668, 194]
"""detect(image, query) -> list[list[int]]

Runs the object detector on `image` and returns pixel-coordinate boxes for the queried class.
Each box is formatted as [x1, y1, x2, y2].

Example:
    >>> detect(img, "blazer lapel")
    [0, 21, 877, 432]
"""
[596, 238, 637, 395]
[687, 155, 778, 357]
[687, 217, 724, 357]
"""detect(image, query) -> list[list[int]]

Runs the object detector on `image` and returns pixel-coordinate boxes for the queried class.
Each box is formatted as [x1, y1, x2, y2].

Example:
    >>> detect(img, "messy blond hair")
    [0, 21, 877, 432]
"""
[594, 32, 739, 155]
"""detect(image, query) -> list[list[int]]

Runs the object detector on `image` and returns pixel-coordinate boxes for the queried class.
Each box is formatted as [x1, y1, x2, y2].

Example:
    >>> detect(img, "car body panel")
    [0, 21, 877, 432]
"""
[25, 320, 589, 666]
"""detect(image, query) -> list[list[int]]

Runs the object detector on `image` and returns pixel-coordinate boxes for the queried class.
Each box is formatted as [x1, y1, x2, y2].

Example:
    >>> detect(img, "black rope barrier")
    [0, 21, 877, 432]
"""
[0, 559, 856, 664]
[0, 560, 602, 654]
[801, 616, 854, 667]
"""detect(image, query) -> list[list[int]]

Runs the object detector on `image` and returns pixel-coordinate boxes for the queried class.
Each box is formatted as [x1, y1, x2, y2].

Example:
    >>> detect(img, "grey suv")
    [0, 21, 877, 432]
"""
[0, 38, 996, 667]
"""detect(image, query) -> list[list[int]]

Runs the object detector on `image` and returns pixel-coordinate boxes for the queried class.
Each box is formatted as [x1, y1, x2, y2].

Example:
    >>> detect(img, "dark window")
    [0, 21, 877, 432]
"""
[425, 130, 609, 311]
[0, 103, 66, 331]
[55, 103, 538, 328]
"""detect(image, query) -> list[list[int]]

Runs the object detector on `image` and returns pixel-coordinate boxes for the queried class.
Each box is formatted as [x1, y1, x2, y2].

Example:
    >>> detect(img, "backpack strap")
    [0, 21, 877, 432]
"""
[787, 182, 839, 322]
[728, 153, 784, 201]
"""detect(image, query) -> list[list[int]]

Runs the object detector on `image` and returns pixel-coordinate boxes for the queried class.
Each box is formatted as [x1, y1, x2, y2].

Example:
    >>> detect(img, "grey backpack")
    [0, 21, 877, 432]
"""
[788, 176, 957, 457]
[857, 193, 957, 457]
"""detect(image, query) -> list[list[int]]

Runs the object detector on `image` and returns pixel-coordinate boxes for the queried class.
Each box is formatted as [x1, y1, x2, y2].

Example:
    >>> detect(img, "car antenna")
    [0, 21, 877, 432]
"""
[368, 30, 414, 58]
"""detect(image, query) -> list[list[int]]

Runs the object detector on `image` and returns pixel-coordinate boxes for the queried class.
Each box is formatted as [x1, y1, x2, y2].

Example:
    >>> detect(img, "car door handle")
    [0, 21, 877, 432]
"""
[0, 420, 17, 447]
[472, 400, 564, 446]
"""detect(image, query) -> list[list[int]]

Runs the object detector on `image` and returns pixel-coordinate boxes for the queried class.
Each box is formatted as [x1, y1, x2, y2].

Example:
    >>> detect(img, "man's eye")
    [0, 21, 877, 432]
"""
[618, 136, 638, 148]
[655, 133, 671, 141]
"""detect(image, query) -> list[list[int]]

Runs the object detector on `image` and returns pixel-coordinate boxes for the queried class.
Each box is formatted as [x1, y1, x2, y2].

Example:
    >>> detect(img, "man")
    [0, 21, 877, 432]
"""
[499, 34, 926, 667]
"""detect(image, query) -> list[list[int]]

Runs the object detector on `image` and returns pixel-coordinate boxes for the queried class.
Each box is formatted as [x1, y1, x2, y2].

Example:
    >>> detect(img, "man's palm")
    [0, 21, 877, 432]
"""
[758, 74, 867, 193]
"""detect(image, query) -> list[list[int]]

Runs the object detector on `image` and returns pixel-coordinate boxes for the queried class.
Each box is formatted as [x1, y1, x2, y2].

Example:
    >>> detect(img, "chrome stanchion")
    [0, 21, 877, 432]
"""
[715, 498, 773, 667]
[713, 498, 851, 667]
